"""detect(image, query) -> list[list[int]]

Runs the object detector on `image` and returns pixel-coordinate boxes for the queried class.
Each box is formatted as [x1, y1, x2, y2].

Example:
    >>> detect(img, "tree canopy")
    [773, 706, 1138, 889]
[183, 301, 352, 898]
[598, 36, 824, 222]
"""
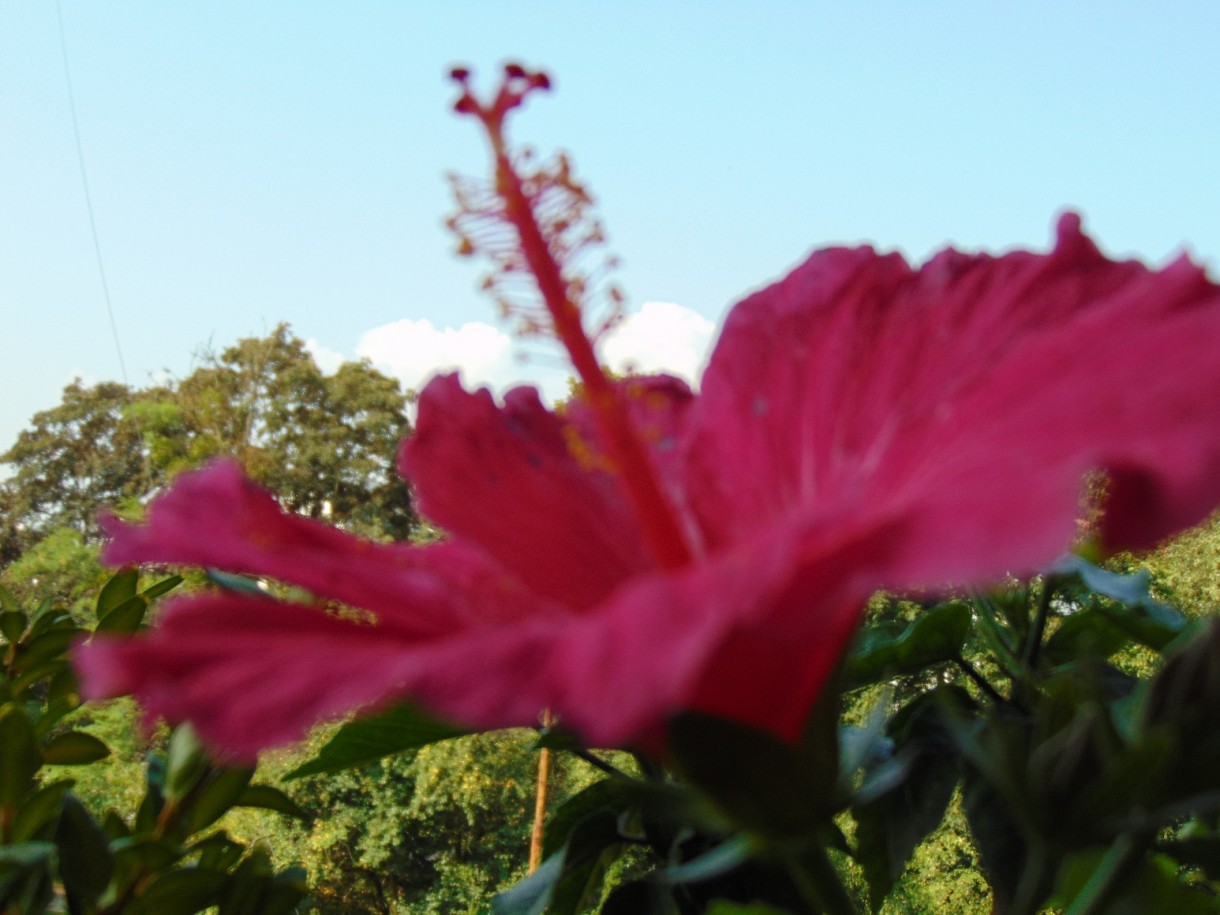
[1, 324, 416, 566]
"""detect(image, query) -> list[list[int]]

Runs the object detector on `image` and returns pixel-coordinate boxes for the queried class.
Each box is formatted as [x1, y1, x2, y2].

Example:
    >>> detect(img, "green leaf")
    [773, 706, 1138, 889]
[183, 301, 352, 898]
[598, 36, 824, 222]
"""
[165, 723, 213, 802]
[96, 568, 139, 620]
[17, 626, 82, 669]
[0, 841, 56, 915]
[492, 851, 564, 915]
[284, 702, 462, 779]
[42, 731, 111, 765]
[532, 725, 586, 752]
[847, 601, 972, 688]
[10, 781, 73, 843]
[960, 766, 1031, 910]
[707, 901, 799, 915]
[33, 694, 81, 740]
[547, 809, 627, 915]
[55, 795, 114, 908]
[250, 866, 309, 915]
[193, 833, 246, 873]
[234, 785, 309, 821]
[1057, 556, 1162, 609]
[100, 810, 131, 841]
[838, 699, 894, 786]
[12, 660, 72, 699]
[0, 583, 18, 612]
[1055, 556, 1187, 651]
[109, 836, 182, 873]
[800, 666, 843, 799]
[600, 880, 682, 915]
[494, 809, 624, 915]
[96, 595, 154, 634]
[95, 574, 181, 634]
[851, 693, 962, 910]
[1074, 728, 1171, 826]
[0, 703, 42, 808]
[656, 835, 754, 884]
[27, 603, 71, 639]
[1157, 835, 1220, 880]
[1044, 607, 1132, 665]
[46, 668, 79, 704]
[541, 778, 632, 860]
[141, 575, 184, 602]
[125, 867, 227, 915]
[0, 610, 27, 643]
[135, 754, 167, 833]
[216, 849, 272, 915]
[0, 843, 56, 870]
[1052, 847, 1219, 915]
[214, 848, 307, 915]
[668, 712, 828, 838]
[184, 768, 255, 836]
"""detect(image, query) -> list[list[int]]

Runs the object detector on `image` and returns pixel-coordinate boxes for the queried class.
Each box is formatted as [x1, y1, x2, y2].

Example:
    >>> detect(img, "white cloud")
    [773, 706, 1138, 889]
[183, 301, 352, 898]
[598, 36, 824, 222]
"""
[601, 301, 716, 385]
[344, 302, 717, 405]
[304, 338, 345, 375]
[354, 317, 568, 398]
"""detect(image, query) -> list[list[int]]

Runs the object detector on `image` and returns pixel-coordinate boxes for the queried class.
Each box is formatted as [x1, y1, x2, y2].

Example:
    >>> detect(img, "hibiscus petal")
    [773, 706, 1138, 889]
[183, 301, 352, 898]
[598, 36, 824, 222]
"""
[77, 515, 879, 757]
[560, 374, 705, 551]
[75, 593, 552, 760]
[689, 214, 1220, 586]
[102, 460, 551, 634]
[80, 214, 1220, 761]
[400, 375, 654, 609]
[548, 518, 888, 746]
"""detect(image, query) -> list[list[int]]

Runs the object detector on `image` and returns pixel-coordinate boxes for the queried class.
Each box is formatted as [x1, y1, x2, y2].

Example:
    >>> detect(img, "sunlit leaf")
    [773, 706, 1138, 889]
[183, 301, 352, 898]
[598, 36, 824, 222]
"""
[41, 731, 110, 766]
[285, 703, 462, 779]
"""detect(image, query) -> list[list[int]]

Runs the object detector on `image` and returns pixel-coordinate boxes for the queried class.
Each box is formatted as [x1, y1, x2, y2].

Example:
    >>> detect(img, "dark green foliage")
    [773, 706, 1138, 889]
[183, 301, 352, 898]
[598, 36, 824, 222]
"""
[851, 690, 965, 910]
[854, 564, 1220, 914]
[846, 601, 973, 690]
[492, 555, 1220, 915]
[0, 572, 308, 915]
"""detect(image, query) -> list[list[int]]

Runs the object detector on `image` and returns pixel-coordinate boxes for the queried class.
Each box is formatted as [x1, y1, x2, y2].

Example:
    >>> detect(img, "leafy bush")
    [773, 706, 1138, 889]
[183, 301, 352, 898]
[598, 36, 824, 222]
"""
[0, 571, 309, 914]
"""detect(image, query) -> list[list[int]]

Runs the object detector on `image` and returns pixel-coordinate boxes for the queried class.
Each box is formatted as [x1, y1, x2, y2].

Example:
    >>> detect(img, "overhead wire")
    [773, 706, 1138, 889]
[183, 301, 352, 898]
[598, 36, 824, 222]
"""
[55, 0, 129, 386]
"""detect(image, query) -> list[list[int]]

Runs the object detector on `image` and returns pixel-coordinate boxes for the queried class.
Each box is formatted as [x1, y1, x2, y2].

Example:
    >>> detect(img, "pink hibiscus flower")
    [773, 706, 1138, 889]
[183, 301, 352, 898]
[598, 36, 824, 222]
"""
[75, 67, 1220, 760]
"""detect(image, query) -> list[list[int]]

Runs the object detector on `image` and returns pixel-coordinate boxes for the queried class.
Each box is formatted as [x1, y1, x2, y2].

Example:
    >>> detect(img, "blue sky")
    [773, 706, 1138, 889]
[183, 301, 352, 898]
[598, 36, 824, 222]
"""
[3, 2, 1219, 454]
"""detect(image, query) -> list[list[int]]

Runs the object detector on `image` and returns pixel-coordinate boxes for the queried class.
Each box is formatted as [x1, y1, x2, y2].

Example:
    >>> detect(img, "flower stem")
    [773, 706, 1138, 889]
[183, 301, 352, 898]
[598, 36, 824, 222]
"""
[956, 655, 1006, 704]
[528, 709, 553, 873]
[450, 65, 694, 570]
[1021, 577, 1056, 669]
[569, 748, 633, 780]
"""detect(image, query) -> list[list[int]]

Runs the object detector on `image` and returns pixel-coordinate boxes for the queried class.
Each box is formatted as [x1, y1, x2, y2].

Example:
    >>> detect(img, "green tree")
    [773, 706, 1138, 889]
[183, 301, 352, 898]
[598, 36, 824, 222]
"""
[0, 484, 24, 567]
[1133, 513, 1220, 613]
[1, 380, 150, 553]
[132, 324, 415, 540]
[0, 526, 104, 619]
[1, 324, 416, 567]
[235, 731, 541, 914]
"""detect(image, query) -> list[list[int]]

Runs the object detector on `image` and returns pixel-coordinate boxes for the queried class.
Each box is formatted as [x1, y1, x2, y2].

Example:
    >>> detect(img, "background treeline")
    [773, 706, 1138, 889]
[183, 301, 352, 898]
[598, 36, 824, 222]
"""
[0, 325, 609, 913]
[2, 324, 414, 598]
[2, 325, 1217, 913]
